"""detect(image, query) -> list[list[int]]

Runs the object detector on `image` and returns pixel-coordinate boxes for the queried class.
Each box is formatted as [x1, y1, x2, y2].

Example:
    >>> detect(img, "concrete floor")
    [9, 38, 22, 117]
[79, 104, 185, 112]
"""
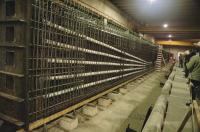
[162, 67, 192, 132]
[126, 73, 164, 132]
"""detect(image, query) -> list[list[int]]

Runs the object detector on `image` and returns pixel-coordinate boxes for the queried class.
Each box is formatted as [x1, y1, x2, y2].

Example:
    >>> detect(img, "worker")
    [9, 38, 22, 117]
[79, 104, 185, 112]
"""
[184, 50, 196, 78]
[179, 54, 183, 68]
[186, 49, 200, 100]
[182, 53, 186, 71]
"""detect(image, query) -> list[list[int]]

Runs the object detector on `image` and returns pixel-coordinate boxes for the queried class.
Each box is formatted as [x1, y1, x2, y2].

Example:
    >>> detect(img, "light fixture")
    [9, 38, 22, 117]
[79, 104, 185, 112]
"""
[149, 0, 156, 2]
[147, 0, 156, 4]
[163, 24, 168, 28]
[168, 34, 172, 38]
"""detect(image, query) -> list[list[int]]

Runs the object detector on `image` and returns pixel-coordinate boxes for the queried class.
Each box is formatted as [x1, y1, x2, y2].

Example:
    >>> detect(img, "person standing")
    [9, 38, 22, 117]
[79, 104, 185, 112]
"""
[179, 54, 183, 68]
[186, 50, 200, 100]
[184, 50, 196, 78]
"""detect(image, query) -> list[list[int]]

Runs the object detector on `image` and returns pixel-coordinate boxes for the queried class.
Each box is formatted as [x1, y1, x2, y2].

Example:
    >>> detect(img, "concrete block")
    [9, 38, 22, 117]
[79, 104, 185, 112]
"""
[107, 92, 121, 101]
[172, 81, 189, 89]
[142, 113, 164, 132]
[75, 109, 90, 123]
[167, 80, 172, 87]
[168, 73, 175, 81]
[137, 79, 143, 83]
[143, 95, 167, 132]
[76, 113, 86, 123]
[59, 116, 78, 131]
[82, 104, 98, 117]
[174, 76, 188, 83]
[98, 98, 112, 107]
[162, 82, 172, 95]
[119, 88, 128, 94]
[126, 83, 136, 89]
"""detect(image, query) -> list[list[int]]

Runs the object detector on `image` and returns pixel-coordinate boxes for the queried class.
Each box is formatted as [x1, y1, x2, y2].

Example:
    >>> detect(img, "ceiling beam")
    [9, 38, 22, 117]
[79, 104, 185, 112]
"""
[156, 40, 193, 46]
[138, 26, 200, 34]
[186, 39, 200, 42]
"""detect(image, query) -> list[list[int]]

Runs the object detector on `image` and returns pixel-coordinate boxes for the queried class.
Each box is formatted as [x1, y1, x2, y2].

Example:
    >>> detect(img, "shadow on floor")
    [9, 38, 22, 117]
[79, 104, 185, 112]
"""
[126, 124, 137, 132]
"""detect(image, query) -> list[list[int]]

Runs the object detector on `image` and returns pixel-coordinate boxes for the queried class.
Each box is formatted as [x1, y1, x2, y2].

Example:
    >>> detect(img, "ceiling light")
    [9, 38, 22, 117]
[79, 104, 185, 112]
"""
[149, 0, 156, 2]
[163, 24, 168, 28]
[168, 34, 172, 38]
[148, 0, 156, 4]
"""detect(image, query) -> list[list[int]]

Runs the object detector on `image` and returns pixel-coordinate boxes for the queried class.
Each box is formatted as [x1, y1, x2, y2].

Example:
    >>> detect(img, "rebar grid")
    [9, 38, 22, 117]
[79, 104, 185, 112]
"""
[27, 0, 157, 123]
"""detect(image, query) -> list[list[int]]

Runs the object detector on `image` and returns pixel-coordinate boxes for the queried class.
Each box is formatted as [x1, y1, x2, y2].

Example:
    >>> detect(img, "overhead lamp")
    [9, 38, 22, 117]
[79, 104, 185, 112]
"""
[163, 24, 168, 28]
[149, 0, 156, 2]
[168, 34, 172, 38]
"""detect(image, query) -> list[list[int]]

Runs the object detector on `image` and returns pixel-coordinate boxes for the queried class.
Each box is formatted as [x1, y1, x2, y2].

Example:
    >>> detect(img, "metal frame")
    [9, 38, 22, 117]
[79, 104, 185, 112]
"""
[0, 0, 170, 130]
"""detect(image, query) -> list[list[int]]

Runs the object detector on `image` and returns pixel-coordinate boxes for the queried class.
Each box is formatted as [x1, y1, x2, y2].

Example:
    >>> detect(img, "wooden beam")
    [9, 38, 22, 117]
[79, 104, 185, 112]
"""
[0, 113, 24, 127]
[139, 26, 200, 34]
[176, 107, 192, 132]
[193, 100, 200, 129]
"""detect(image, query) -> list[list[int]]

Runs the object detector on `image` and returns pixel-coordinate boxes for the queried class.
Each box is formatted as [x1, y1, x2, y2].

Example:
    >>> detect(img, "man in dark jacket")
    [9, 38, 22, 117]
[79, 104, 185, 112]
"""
[179, 54, 183, 68]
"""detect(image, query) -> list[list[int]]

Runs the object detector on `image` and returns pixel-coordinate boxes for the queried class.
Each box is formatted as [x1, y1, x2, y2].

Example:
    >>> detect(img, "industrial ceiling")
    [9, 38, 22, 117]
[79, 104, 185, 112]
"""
[110, 0, 200, 42]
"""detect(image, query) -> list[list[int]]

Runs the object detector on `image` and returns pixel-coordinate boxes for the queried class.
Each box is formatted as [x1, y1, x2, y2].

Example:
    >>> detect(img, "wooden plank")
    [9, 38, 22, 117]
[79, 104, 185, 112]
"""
[0, 70, 24, 77]
[193, 100, 200, 129]
[0, 112, 24, 127]
[176, 107, 192, 132]
[0, 92, 24, 102]
[21, 70, 153, 131]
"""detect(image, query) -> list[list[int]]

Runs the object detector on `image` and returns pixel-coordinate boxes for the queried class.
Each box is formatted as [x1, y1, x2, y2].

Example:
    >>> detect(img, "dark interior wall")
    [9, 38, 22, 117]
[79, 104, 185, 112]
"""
[75, 0, 135, 29]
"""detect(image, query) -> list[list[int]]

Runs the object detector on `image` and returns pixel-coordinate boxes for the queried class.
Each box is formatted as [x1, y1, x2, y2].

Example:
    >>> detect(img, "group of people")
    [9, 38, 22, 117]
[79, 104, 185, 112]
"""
[179, 49, 200, 100]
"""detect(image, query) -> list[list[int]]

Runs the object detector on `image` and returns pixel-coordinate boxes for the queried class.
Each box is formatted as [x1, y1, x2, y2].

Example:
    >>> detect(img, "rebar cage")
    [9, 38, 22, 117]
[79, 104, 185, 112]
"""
[0, 0, 168, 129]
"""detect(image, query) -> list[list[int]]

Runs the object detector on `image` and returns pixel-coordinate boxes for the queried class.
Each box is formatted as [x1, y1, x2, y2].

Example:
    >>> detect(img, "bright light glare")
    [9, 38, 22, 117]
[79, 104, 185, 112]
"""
[149, 0, 156, 3]
[168, 34, 172, 38]
[163, 24, 168, 28]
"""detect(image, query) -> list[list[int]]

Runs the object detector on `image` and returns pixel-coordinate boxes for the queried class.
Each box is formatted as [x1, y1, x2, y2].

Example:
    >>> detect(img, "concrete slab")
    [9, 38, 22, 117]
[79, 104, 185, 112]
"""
[97, 98, 112, 107]
[168, 73, 175, 81]
[174, 76, 188, 83]
[119, 88, 128, 94]
[170, 88, 190, 98]
[172, 81, 189, 89]
[142, 95, 167, 132]
[163, 67, 192, 132]
[59, 116, 78, 131]
[107, 92, 121, 101]
[162, 82, 172, 95]
[82, 105, 98, 117]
